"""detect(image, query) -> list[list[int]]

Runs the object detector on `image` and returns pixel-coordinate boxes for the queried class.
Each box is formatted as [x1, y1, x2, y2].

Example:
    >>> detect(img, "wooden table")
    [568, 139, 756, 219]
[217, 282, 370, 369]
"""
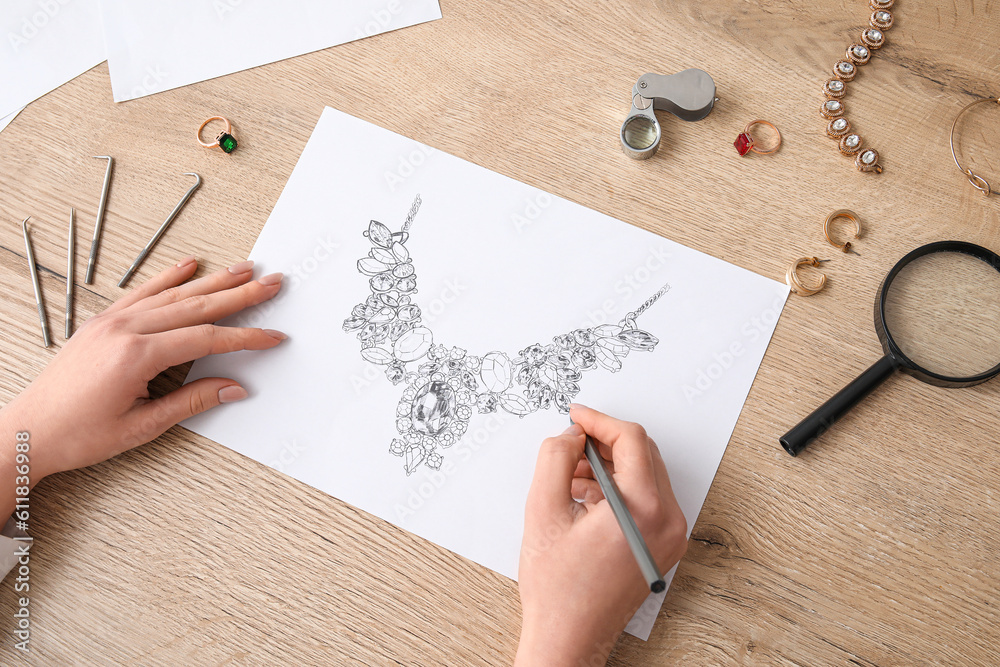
[1, 0, 998, 663]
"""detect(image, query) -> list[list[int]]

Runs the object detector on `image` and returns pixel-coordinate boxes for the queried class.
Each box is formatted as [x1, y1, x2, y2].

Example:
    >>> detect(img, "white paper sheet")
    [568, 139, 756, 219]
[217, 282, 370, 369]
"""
[99, 0, 442, 102]
[0, 0, 106, 118]
[183, 107, 789, 640]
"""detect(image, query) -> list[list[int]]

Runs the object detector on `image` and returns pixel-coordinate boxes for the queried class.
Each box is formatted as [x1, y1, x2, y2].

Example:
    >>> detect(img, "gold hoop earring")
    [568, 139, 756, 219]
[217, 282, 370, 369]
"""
[786, 257, 830, 296]
[824, 209, 862, 255]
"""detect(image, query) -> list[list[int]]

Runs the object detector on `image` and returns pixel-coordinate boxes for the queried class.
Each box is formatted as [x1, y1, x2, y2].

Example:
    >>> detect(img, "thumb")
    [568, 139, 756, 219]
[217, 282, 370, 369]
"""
[526, 423, 587, 521]
[122, 378, 247, 449]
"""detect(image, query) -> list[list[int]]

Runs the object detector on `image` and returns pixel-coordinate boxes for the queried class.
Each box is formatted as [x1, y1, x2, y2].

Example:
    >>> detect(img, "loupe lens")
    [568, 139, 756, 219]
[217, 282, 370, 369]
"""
[622, 116, 658, 150]
[883, 250, 1000, 378]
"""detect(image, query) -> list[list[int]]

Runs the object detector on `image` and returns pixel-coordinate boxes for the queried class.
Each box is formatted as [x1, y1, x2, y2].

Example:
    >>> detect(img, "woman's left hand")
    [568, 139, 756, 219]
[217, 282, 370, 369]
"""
[1, 256, 286, 490]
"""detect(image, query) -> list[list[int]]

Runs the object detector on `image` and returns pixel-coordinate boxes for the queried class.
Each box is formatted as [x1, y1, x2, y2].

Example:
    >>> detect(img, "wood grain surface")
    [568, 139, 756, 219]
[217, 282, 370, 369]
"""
[1, 0, 999, 664]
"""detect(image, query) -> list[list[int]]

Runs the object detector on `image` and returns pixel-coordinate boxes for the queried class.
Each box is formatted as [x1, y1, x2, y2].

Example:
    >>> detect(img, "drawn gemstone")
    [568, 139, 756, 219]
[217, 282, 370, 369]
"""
[480, 351, 513, 393]
[594, 324, 623, 338]
[358, 257, 390, 276]
[365, 220, 393, 247]
[571, 348, 597, 369]
[558, 380, 581, 394]
[825, 100, 842, 112]
[425, 453, 443, 470]
[396, 277, 417, 292]
[546, 353, 573, 369]
[861, 150, 876, 164]
[385, 363, 406, 384]
[573, 329, 598, 346]
[394, 326, 433, 362]
[523, 344, 545, 364]
[343, 316, 366, 332]
[553, 334, 576, 349]
[558, 367, 583, 382]
[371, 247, 396, 264]
[476, 393, 498, 412]
[460, 371, 478, 391]
[392, 263, 415, 278]
[499, 393, 533, 417]
[370, 273, 394, 292]
[538, 364, 559, 386]
[397, 304, 421, 322]
[411, 381, 457, 435]
[388, 320, 411, 341]
[391, 242, 409, 262]
[617, 329, 659, 351]
[828, 80, 844, 92]
[832, 118, 848, 131]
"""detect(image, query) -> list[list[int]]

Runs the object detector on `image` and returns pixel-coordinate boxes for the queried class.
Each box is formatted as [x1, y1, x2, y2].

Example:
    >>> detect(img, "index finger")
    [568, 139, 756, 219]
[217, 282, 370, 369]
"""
[102, 256, 199, 315]
[568, 403, 657, 491]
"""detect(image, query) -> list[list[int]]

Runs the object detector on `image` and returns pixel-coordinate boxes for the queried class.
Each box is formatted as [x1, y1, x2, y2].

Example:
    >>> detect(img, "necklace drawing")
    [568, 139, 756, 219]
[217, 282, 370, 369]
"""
[342, 195, 670, 475]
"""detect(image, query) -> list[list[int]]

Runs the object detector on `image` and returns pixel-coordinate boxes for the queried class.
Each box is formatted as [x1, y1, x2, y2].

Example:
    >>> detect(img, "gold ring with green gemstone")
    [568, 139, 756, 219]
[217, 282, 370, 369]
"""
[197, 116, 238, 154]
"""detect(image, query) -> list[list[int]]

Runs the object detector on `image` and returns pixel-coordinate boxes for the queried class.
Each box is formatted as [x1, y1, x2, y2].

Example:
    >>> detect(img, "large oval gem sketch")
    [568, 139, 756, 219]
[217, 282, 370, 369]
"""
[411, 381, 457, 435]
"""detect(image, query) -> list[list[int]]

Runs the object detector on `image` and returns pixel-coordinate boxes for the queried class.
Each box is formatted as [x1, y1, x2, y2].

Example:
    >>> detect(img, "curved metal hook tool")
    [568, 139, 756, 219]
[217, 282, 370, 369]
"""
[21, 216, 51, 347]
[118, 173, 201, 288]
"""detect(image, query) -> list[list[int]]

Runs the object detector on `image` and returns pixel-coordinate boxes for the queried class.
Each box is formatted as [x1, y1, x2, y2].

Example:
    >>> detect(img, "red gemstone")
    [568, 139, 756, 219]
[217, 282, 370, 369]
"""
[734, 132, 754, 156]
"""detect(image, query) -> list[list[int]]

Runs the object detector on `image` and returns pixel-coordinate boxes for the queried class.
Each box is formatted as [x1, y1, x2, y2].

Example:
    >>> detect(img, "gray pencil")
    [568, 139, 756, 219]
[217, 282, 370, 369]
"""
[21, 217, 50, 348]
[66, 208, 75, 338]
[575, 420, 666, 593]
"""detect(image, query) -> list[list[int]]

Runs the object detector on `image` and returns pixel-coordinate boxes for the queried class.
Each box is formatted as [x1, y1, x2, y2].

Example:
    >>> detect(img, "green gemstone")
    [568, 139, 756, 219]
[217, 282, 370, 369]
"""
[218, 133, 237, 153]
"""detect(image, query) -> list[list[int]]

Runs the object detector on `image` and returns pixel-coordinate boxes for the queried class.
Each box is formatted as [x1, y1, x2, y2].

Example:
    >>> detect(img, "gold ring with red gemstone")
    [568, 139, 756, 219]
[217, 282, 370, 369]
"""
[197, 116, 238, 154]
[734, 120, 781, 156]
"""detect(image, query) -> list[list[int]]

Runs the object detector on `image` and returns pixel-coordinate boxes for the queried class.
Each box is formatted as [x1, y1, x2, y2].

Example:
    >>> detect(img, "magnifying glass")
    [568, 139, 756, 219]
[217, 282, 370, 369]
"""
[781, 240, 1000, 456]
[620, 69, 716, 160]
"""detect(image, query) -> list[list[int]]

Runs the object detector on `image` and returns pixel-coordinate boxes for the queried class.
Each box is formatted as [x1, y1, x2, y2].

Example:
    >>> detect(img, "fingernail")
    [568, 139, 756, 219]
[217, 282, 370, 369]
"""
[175, 255, 197, 268]
[563, 423, 584, 436]
[258, 272, 283, 286]
[228, 260, 254, 274]
[219, 385, 248, 403]
[569, 403, 588, 411]
[264, 329, 287, 341]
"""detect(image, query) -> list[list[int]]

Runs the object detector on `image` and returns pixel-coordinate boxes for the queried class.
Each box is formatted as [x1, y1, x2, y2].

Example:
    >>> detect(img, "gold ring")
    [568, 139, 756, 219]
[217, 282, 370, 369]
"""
[197, 116, 238, 153]
[744, 120, 782, 155]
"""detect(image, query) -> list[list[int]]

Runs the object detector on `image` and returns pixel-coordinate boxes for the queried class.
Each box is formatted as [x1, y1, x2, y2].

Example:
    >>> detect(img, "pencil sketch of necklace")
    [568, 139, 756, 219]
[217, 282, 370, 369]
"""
[343, 195, 670, 475]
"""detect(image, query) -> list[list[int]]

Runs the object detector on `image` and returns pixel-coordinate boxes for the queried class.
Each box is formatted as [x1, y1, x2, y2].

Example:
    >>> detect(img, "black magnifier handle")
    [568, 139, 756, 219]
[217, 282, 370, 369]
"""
[780, 354, 898, 456]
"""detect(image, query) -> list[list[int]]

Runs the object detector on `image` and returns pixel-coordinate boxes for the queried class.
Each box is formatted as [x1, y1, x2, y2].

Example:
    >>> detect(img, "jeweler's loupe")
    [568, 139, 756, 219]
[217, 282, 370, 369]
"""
[621, 68, 717, 160]
[781, 241, 1000, 456]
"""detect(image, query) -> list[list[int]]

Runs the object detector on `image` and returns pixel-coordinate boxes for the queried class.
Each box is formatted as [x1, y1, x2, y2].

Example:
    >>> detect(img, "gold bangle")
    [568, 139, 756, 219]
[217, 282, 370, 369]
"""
[950, 96, 999, 197]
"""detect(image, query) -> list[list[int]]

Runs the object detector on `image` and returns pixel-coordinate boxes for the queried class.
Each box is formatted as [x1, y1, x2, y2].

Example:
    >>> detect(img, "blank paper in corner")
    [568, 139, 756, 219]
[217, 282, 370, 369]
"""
[183, 107, 789, 640]
[99, 0, 442, 102]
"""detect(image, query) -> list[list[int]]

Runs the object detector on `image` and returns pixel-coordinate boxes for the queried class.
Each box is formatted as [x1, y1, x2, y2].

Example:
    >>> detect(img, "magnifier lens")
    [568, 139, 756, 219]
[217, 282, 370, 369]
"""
[622, 116, 658, 151]
[883, 251, 1000, 378]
